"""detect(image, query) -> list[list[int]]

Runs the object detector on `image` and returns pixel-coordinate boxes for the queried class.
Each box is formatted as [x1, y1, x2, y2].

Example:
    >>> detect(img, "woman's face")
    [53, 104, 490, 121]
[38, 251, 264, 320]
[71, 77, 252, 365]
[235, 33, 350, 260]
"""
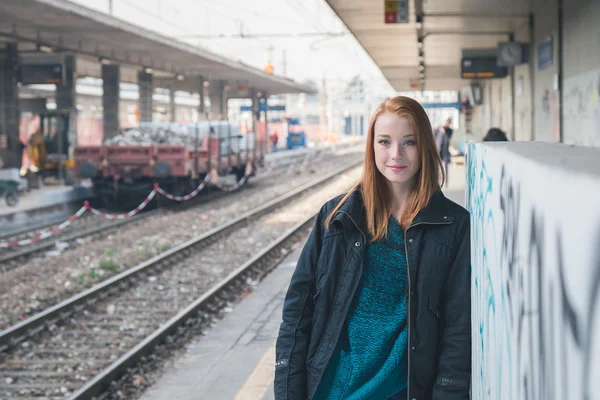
[373, 113, 421, 188]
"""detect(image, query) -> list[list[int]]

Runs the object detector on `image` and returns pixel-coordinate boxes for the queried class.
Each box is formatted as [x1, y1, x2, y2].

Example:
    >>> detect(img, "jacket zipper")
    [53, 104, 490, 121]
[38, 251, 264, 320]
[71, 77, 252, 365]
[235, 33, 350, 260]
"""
[404, 221, 451, 400]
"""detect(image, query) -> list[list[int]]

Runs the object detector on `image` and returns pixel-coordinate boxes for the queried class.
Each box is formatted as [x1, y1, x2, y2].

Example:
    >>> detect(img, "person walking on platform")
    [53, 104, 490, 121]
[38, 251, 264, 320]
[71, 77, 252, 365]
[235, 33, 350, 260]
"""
[275, 96, 471, 400]
[271, 130, 279, 152]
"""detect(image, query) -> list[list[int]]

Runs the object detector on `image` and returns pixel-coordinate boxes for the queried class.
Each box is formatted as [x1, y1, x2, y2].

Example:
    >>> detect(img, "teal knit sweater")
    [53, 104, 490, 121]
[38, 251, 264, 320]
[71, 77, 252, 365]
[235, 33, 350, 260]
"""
[314, 218, 408, 400]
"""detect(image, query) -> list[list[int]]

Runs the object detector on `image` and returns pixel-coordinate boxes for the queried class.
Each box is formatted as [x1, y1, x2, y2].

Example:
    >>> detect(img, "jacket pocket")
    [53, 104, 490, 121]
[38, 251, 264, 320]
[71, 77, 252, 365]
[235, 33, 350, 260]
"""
[428, 296, 441, 318]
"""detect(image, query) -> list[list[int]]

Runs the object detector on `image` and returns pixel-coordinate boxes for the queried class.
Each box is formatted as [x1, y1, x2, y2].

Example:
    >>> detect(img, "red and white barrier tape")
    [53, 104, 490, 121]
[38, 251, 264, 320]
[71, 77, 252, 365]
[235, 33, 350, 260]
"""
[286, 158, 298, 174]
[0, 206, 88, 248]
[85, 188, 158, 220]
[301, 154, 310, 167]
[156, 175, 210, 201]
[260, 160, 277, 175]
[213, 172, 250, 192]
[0, 168, 247, 248]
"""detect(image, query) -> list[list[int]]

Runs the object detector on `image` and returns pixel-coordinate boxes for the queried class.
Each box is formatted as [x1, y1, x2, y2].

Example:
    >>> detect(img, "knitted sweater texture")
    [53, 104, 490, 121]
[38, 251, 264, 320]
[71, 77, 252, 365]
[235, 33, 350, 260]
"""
[314, 219, 408, 400]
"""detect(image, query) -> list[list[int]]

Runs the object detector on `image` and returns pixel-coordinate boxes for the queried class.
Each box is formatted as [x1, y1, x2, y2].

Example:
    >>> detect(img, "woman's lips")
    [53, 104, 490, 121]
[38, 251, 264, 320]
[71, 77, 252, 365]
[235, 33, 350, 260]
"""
[388, 165, 407, 172]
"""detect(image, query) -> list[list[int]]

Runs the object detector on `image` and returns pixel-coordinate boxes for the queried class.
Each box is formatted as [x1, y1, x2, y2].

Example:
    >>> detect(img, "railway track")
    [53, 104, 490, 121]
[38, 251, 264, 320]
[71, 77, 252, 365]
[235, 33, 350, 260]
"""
[0, 160, 362, 399]
[0, 148, 359, 272]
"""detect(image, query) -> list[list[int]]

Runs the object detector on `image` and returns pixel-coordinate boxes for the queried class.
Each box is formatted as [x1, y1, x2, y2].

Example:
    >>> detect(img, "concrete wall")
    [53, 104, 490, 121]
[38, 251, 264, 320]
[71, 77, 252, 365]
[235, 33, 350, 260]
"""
[466, 23, 532, 142]
[563, 0, 600, 146]
[532, 0, 560, 143]
[467, 142, 600, 399]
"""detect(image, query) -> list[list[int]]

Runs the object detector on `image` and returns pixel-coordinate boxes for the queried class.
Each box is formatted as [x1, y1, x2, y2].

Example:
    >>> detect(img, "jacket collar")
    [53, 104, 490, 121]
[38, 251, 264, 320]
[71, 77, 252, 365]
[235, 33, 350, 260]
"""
[332, 189, 454, 236]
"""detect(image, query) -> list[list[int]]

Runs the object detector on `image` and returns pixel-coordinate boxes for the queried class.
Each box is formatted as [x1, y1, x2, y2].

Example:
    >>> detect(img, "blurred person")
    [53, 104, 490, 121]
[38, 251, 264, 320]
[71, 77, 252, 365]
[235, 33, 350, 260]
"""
[482, 128, 508, 142]
[443, 118, 453, 140]
[434, 125, 451, 187]
[271, 130, 279, 152]
[275, 96, 471, 400]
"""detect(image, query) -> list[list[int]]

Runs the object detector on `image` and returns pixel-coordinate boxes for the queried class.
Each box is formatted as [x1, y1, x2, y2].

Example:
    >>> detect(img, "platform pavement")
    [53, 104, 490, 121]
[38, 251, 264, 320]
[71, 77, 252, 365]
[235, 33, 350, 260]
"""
[140, 162, 466, 400]
[139, 239, 305, 400]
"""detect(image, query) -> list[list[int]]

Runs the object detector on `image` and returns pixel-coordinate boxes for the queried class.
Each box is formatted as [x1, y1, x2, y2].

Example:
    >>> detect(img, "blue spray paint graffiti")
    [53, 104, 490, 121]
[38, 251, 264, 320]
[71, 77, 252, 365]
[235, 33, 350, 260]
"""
[468, 143, 600, 400]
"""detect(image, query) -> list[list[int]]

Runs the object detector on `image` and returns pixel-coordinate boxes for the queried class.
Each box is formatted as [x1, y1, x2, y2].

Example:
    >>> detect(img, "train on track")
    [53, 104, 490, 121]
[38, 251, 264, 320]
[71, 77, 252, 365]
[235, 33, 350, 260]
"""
[74, 121, 265, 206]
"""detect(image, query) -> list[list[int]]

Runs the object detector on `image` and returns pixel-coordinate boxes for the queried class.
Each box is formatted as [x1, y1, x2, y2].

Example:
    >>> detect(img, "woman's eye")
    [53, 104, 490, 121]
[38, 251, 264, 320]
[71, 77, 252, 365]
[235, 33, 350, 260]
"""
[378, 140, 390, 145]
[404, 140, 416, 146]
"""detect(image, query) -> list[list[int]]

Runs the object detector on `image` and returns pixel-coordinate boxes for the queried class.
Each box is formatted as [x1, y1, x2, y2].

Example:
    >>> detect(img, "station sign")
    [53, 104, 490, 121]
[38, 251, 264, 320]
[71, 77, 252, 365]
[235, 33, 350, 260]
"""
[461, 56, 508, 79]
[385, 0, 409, 24]
[18, 63, 63, 85]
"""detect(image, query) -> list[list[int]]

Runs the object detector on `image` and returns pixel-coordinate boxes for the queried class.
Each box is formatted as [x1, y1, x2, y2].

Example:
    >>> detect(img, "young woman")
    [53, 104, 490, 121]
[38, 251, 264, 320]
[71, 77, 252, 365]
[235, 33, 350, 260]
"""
[274, 96, 471, 400]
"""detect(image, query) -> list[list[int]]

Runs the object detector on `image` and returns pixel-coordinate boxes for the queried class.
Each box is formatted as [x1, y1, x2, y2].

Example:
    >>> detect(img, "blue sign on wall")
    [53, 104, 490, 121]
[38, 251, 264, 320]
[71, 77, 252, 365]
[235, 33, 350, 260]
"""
[239, 104, 286, 112]
[538, 36, 553, 70]
[421, 102, 462, 110]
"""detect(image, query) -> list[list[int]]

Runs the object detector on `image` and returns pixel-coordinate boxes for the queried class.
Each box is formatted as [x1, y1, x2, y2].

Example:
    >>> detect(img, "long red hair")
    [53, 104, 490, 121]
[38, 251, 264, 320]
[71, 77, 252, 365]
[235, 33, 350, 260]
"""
[325, 96, 444, 241]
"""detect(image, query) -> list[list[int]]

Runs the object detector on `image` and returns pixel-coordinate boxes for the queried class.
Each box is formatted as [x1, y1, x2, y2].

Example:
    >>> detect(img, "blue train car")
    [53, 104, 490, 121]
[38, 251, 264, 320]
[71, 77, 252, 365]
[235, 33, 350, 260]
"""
[285, 118, 306, 149]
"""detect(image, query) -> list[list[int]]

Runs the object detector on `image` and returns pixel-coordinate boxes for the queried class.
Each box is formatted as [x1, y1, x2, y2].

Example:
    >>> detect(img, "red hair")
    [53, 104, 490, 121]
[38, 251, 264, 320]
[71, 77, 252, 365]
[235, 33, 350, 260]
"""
[326, 96, 444, 241]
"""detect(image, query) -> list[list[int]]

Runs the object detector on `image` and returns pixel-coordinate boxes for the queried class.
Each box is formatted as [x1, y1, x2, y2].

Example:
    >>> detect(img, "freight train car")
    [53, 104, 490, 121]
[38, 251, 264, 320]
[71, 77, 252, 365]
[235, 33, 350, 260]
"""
[74, 121, 265, 205]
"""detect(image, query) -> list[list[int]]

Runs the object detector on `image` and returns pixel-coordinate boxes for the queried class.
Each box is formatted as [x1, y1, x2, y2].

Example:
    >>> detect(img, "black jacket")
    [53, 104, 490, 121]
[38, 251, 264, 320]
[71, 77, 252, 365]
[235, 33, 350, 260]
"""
[275, 190, 471, 400]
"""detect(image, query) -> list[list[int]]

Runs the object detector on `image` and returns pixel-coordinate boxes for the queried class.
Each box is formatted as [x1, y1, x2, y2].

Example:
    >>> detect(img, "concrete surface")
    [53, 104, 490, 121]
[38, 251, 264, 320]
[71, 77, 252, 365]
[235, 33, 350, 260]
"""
[140, 242, 304, 400]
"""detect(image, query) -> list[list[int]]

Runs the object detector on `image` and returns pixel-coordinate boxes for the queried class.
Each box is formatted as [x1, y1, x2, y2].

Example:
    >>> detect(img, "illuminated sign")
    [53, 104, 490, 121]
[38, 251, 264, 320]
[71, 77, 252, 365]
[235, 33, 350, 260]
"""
[18, 64, 63, 85]
[384, 0, 408, 24]
[461, 57, 508, 79]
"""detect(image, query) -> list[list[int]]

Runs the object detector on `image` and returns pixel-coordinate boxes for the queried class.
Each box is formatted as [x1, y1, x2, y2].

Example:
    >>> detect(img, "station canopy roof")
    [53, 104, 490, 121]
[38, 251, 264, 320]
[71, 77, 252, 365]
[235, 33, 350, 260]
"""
[326, 0, 531, 91]
[0, 0, 315, 97]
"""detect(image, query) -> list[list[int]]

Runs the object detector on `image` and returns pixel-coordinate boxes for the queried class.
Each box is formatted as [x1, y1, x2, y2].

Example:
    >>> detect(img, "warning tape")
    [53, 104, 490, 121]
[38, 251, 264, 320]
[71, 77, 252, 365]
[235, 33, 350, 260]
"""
[0, 206, 88, 248]
[213, 172, 250, 192]
[156, 175, 211, 202]
[85, 188, 158, 220]
[0, 156, 308, 248]
[260, 160, 277, 174]
[286, 158, 298, 174]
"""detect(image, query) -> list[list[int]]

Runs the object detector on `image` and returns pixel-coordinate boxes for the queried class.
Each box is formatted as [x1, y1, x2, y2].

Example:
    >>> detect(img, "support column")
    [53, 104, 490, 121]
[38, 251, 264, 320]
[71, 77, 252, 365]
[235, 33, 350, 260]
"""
[55, 54, 77, 163]
[138, 70, 153, 123]
[197, 77, 206, 120]
[264, 93, 269, 156]
[0, 42, 20, 169]
[251, 89, 259, 162]
[102, 64, 120, 140]
[216, 81, 227, 119]
[194, 77, 205, 177]
[169, 85, 176, 123]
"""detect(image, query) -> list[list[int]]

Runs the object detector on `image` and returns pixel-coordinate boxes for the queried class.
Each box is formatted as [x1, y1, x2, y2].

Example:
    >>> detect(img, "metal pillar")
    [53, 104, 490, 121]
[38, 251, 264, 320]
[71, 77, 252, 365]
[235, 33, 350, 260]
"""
[251, 90, 259, 163]
[137, 70, 153, 123]
[169, 85, 176, 123]
[55, 54, 77, 162]
[102, 64, 120, 140]
[195, 76, 205, 176]
[0, 42, 20, 169]
[264, 94, 269, 157]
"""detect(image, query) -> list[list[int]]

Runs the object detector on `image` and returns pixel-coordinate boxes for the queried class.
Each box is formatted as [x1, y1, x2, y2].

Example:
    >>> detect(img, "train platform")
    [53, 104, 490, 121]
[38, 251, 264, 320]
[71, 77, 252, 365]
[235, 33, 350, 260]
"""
[140, 163, 465, 400]
[139, 237, 304, 400]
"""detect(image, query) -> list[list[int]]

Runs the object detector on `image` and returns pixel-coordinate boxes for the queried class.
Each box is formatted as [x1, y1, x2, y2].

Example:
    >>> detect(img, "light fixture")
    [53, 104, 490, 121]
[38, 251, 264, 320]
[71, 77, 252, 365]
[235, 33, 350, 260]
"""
[176, 74, 185, 81]
[203, 81, 210, 87]
[37, 44, 53, 53]
[257, 92, 263, 98]
[144, 67, 153, 74]
[416, 22, 422, 29]
[419, 65, 425, 71]
[417, 36, 424, 49]
[99, 57, 112, 65]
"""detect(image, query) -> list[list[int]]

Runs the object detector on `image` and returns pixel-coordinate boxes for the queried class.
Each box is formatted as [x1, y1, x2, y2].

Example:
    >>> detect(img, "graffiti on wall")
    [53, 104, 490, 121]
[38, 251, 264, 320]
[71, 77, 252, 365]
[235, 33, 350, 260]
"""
[467, 143, 600, 400]
[564, 71, 600, 147]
